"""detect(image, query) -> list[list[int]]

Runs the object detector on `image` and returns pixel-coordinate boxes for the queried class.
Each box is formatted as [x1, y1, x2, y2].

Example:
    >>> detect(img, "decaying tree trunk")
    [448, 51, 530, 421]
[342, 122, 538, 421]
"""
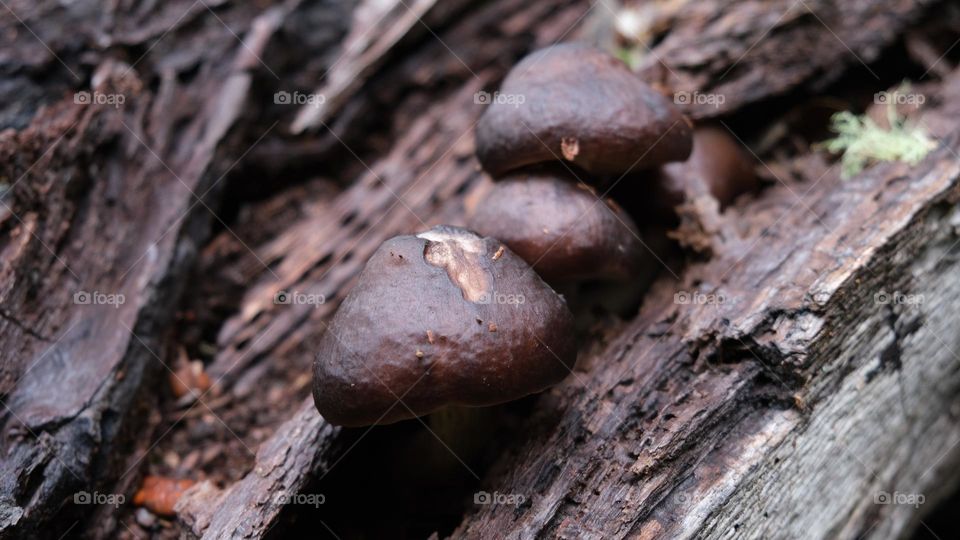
[1, 0, 958, 538]
[0, 1, 349, 536]
[450, 77, 960, 539]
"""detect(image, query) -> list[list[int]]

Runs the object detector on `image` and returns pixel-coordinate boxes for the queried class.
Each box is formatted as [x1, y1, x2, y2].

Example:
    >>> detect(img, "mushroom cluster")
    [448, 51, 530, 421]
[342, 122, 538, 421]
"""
[468, 43, 693, 285]
[313, 43, 756, 427]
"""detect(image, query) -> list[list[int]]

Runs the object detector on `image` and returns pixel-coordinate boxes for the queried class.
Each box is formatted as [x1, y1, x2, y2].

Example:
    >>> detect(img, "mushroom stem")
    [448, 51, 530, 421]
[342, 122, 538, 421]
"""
[427, 405, 494, 468]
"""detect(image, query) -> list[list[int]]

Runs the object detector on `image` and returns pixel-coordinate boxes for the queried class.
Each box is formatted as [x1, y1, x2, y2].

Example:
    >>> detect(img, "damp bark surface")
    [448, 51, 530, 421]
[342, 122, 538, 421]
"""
[1, 1, 959, 539]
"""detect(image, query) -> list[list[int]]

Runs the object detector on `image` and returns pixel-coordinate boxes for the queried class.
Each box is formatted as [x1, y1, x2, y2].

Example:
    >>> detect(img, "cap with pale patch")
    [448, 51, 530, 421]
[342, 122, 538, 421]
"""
[312, 225, 576, 427]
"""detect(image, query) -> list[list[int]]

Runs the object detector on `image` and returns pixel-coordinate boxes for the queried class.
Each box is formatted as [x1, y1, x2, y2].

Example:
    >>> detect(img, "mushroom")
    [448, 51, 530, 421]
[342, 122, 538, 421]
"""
[610, 125, 758, 227]
[312, 225, 576, 427]
[656, 125, 758, 210]
[475, 42, 692, 178]
[467, 168, 644, 284]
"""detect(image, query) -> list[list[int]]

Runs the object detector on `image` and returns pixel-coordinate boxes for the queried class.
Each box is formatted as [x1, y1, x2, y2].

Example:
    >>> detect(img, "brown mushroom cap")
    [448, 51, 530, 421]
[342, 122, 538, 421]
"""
[312, 226, 576, 427]
[467, 170, 645, 283]
[475, 43, 692, 178]
[613, 125, 759, 225]
[658, 125, 758, 209]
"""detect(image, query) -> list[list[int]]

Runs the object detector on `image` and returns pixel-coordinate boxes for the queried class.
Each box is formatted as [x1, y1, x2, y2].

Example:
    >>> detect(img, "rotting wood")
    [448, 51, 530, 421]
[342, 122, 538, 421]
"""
[0, 1, 343, 537]
[0, 0, 951, 538]
[452, 71, 960, 540]
[175, 0, 955, 538]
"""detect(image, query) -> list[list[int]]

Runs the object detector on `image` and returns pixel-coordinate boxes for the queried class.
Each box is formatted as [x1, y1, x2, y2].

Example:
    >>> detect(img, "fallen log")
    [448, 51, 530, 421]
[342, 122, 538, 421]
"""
[1, 0, 954, 538]
[175, 0, 958, 538]
[452, 73, 960, 539]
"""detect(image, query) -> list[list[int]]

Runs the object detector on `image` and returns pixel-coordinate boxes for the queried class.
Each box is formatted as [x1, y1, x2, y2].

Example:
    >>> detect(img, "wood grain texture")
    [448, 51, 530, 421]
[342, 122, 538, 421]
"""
[635, 0, 940, 118]
[176, 0, 955, 538]
[0, 0, 952, 538]
[0, 1, 344, 536]
[452, 71, 960, 540]
[175, 400, 341, 539]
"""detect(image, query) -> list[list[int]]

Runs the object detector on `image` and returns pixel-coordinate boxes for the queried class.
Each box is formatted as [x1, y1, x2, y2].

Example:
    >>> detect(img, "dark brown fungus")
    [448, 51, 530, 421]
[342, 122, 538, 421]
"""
[475, 43, 692, 178]
[658, 125, 758, 209]
[312, 226, 576, 427]
[468, 170, 644, 284]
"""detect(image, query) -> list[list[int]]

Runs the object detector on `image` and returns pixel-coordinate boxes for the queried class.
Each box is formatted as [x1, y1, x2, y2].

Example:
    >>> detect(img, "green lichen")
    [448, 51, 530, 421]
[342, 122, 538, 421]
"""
[614, 45, 644, 71]
[820, 90, 936, 179]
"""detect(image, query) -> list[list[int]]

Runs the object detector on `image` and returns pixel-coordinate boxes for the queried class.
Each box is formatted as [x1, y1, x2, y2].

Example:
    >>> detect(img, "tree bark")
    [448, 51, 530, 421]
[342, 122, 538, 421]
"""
[0, 0, 955, 538]
[0, 0, 346, 536]
[452, 73, 960, 539]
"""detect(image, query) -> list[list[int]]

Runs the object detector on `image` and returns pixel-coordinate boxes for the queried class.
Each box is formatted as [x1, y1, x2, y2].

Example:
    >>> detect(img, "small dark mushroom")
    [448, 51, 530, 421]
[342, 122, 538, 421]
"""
[475, 43, 692, 178]
[611, 125, 759, 226]
[657, 125, 758, 209]
[467, 169, 644, 283]
[312, 226, 576, 427]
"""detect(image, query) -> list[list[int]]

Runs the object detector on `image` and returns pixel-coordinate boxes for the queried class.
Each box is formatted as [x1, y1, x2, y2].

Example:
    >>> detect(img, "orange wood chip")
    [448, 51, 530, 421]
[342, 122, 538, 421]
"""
[169, 360, 212, 398]
[133, 476, 196, 516]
